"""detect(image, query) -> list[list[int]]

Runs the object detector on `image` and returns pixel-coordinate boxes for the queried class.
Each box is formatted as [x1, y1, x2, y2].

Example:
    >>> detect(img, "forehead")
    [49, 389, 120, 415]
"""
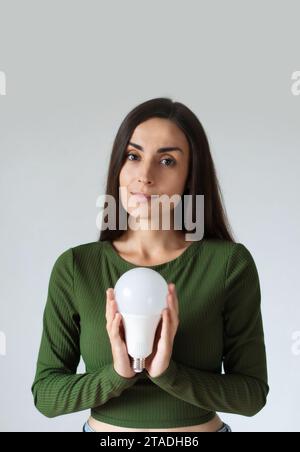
[129, 118, 189, 152]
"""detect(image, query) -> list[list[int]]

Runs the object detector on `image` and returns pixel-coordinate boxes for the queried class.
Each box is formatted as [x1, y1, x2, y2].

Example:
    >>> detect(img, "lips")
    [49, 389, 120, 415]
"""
[131, 192, 158, 197]
[130, 192, 159, 202]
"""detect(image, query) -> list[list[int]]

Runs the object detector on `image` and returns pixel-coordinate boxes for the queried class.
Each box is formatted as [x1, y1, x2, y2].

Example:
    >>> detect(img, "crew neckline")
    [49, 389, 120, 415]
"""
[102, 238, 205, 270]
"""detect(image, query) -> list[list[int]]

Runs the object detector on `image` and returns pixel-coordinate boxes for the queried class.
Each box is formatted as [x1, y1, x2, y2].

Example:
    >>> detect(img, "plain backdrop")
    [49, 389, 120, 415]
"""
[0, 0, 299, 432]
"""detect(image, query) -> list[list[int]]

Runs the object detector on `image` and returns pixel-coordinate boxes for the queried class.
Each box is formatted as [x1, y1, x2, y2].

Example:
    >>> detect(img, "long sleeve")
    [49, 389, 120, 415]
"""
[31, 248, 139, 418]
[148, 243, 269, 417]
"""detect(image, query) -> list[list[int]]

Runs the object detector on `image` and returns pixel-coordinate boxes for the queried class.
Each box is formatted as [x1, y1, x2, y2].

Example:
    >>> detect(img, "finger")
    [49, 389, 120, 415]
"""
[167, 294, 179, 326]
[111, 312, 122, 341]
[115, 313, 127, 346]
[161, 308, 171, 342]
[106, 288, 117, 327]
[105, 288, 112, 319]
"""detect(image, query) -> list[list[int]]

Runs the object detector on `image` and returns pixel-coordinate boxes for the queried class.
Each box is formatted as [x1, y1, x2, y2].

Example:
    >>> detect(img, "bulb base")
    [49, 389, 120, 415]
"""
[133, 357, 145, 373]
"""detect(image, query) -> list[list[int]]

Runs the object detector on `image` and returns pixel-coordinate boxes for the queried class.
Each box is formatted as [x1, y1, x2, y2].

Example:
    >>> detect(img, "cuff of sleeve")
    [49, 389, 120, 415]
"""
[147, 358, 178, 387]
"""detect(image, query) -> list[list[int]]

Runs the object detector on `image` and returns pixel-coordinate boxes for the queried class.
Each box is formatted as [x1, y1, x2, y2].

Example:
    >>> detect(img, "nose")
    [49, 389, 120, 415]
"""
[138, 176, 153, 185]
[137, 159, 155, 186]
[138, 167, 154, 185]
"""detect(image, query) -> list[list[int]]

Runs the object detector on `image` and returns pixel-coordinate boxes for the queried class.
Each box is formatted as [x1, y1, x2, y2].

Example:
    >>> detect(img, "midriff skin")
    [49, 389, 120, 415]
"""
[93, 239, 224, 432]
[88, 414, 224, 432]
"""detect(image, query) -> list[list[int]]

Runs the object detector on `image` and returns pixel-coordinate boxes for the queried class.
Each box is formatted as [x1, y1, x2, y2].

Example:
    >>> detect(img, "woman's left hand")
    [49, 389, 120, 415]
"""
[145, 283, 179, 378]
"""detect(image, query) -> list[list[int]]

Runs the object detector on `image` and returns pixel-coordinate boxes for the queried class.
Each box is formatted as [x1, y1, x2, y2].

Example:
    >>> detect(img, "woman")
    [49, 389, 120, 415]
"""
[31, 98, 269, 432]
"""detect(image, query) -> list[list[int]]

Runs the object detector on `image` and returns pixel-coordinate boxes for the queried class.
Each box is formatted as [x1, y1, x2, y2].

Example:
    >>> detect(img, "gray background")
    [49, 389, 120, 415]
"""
[0, 0, 299, 432]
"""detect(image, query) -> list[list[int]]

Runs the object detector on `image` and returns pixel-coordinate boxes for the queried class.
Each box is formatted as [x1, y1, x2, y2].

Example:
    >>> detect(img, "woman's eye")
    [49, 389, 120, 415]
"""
[127, 153, 138, 162]
[126, 152, 175, 167]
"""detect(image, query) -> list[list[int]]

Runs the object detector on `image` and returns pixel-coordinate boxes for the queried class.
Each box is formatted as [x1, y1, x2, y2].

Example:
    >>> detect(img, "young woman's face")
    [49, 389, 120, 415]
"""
[119, 117, 190, 222]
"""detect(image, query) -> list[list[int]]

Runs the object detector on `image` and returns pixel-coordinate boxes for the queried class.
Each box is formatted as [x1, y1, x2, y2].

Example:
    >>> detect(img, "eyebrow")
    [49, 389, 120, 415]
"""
[128, 141, 183, 154]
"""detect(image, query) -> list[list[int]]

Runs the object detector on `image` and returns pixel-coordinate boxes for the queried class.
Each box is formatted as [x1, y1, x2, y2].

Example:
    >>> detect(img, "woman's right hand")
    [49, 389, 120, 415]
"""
[105, 288, 136, 379]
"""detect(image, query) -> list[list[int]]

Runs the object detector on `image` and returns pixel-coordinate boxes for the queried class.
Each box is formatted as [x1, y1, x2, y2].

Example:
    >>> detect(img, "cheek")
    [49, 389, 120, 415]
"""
[119, 166, 131, 188]
[164, 171, 187, 191]
[120, 159, 137, 177]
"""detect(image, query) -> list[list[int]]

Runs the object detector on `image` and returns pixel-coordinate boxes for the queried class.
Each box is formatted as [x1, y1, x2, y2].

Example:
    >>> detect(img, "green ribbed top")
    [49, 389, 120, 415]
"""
[31, 238, 269, 428]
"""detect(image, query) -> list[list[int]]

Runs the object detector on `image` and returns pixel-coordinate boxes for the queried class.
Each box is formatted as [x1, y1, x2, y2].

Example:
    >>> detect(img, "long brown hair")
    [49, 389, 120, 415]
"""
[98, 97, 235, 243]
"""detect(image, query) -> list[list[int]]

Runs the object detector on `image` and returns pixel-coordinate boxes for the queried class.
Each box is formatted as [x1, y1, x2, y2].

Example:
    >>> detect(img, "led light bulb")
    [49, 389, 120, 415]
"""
[114, 267, 168, 373]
